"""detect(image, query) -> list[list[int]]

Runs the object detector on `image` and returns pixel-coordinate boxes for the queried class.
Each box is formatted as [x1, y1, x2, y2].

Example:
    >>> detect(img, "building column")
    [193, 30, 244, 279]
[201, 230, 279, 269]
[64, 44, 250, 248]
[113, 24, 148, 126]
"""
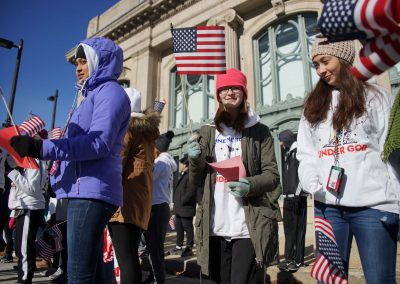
[207, 9, 244, 69]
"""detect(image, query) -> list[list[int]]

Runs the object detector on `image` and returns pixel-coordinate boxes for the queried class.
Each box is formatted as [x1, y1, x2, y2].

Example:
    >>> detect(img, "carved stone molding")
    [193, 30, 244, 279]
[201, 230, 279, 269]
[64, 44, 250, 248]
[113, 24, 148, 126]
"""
[271, 0, 285, 16]
[207, 9, 244, 30]
[207, 9, 243, 69]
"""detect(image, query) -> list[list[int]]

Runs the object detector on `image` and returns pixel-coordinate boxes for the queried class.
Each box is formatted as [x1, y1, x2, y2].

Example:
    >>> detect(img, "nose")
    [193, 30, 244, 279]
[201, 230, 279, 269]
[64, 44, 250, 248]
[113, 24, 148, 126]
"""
[317, 65, 327, 77]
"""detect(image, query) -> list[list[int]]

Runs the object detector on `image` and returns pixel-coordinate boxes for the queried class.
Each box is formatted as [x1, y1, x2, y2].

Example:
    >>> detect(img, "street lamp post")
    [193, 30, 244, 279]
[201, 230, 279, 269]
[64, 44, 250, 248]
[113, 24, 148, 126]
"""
[47, 89, 58, 130]
[0, 38, 24, 127]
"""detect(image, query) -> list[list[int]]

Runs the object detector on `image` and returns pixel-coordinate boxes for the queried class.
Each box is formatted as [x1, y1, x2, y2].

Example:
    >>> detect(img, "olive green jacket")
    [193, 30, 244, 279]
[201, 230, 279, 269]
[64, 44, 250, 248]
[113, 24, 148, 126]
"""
[189, 123, 282, 276]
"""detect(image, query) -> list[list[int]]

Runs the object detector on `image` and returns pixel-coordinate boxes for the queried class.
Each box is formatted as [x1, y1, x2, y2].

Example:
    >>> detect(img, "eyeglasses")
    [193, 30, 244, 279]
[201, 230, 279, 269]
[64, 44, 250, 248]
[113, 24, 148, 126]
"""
[219, 86, 242, 97]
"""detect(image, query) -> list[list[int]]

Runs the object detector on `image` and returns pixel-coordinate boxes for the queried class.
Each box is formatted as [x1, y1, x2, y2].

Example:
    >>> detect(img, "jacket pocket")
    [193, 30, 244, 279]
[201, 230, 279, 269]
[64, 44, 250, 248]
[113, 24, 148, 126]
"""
[194, 207, 203, 248]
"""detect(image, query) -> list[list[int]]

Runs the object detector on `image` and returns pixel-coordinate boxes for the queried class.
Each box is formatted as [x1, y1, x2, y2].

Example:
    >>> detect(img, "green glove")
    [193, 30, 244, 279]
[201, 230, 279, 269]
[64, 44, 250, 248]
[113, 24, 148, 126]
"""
[187, 135, 201, 159]
[228, 178, 250, 197]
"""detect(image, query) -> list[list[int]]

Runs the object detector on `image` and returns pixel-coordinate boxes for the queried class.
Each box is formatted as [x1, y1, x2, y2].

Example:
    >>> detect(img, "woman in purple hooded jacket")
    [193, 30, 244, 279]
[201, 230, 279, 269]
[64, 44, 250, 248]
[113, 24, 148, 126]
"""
[10, 37, 131, 283]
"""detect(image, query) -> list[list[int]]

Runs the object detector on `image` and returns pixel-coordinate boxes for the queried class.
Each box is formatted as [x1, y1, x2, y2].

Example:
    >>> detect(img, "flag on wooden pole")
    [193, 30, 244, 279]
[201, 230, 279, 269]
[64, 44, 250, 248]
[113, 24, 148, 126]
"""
[171, 26, 226, 75]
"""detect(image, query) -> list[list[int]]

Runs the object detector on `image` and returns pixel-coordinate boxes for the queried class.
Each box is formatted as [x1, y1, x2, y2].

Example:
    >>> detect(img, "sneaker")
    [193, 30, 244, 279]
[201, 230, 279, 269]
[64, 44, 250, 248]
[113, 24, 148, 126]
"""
[167, 247, 183, 256]
[277, 260, 290, 271]
[49, 267, 64, 280]
[0, 254, 13, 263]
[287, 261, 302, 272]
[180, 247, 193, 257]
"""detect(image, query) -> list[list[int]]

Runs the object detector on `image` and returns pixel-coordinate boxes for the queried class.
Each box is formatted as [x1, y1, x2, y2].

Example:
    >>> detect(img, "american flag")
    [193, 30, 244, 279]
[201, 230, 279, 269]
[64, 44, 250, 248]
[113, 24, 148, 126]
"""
[47, 223, 64, 252]
[50, 127, 62, 139]
[19, 114, 45, 136]
[49, 127, 63, 176]
[318, 0, 400, 81]
[103, 227, 114, 263]
[171, 26, 226, 75]
[319, 0, 400, 41]
[169, 214, 176, 230]
[311, 217, 348, 284]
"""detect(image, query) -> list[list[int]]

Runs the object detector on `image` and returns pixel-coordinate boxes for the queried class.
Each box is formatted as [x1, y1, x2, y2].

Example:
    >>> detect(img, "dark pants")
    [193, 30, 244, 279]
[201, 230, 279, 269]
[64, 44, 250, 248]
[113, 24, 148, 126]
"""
[145, 203, 170, 284]
[0, 186, 13, 255]
[109, 222, 142, 284]
[15, 209, 44, 284]
[175, 215, 194, 247]
[282, 196, 307, 264]
[67, 199, 117, 284]
[209, 236, 264, 284]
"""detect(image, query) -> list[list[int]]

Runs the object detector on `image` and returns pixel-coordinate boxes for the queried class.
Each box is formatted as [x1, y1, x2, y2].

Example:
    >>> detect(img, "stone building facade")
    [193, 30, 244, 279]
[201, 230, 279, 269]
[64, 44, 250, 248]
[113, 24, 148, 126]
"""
[67, 0, 399, 171]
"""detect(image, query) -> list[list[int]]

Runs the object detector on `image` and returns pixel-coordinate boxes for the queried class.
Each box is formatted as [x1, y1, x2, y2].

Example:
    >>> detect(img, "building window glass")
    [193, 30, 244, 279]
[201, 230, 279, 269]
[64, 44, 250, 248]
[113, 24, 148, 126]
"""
[170, 68, 215, 128]
[389, 63, 400, 95]
[255, 13, 319, 108]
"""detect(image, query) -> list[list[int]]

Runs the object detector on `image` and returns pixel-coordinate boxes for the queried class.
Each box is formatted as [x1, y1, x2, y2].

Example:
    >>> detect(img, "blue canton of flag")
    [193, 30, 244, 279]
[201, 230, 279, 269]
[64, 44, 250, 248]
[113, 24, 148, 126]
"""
[172, 28, 197, 53]
[311, 217, 348, 284]
[318, 0, 367, 42]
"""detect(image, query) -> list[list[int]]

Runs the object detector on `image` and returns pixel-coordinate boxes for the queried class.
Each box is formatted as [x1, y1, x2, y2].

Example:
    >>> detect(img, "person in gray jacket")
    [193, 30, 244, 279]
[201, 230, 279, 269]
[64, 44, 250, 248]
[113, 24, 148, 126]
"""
[187, 68, 281, 284]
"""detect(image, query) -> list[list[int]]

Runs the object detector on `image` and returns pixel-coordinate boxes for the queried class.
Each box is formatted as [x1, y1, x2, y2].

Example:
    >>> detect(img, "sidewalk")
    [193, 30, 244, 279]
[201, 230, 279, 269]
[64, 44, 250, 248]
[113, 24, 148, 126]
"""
[163, 198, 400, 283]
[1, 198, 399, 283]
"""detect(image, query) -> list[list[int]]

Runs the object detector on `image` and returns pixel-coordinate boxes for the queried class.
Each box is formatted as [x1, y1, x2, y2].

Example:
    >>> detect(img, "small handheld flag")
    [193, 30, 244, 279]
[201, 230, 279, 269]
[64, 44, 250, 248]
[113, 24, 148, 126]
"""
[19, 114, 45, 137]
[311, 217, 348, 284]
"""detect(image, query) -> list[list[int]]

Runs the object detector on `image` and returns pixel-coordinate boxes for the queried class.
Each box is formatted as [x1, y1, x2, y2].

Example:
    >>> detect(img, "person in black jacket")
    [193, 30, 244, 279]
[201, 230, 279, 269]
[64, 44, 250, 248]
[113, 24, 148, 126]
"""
[277, 129, 307, 272]
[168, 156, 196, 257]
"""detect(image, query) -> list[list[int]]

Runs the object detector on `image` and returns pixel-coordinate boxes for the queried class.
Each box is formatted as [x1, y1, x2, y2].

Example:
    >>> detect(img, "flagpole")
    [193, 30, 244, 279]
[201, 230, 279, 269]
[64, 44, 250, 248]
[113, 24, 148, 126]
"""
[0, 86, 34, 169]
[0, 87, 20, 135]
[180, 74, 193, 135]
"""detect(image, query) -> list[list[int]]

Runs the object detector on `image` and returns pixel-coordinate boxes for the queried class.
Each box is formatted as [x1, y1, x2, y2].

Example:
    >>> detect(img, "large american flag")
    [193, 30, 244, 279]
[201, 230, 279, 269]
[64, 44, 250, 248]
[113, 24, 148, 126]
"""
[171, 26, 226, 75]
[19, 114, 45, 137]
[311, 217, 348, 284]
[318, 0, 400, 81]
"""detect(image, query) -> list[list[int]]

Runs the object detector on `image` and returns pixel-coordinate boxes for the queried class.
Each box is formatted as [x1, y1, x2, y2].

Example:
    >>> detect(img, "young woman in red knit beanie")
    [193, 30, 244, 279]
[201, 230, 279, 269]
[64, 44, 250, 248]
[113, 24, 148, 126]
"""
[187, 68, 281, 283]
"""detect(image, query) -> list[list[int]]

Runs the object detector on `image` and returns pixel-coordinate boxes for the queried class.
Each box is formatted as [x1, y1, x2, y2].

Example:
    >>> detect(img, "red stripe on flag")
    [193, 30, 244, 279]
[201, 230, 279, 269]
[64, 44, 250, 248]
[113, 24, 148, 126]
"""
[175, 56, 225, 60]
[197, 26, 224, 30]
[177, 64, 226, 67]
[177, 70, 226, 75]
[197, 41, 225, 45]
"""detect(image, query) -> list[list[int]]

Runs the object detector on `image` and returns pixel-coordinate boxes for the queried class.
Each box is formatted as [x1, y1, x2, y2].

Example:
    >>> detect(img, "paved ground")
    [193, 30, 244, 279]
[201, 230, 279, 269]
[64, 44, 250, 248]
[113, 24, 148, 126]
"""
[1, 199, 399, 283]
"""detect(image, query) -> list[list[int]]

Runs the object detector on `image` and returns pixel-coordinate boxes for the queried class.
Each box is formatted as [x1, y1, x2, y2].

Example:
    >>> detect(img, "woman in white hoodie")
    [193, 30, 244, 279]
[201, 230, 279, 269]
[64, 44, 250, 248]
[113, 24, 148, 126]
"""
[297, 37, 399, 283]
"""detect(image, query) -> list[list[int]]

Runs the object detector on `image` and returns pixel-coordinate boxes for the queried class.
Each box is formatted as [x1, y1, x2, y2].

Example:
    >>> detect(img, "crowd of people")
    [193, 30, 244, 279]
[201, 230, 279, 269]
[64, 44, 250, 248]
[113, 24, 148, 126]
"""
[0, 2, 400, 283]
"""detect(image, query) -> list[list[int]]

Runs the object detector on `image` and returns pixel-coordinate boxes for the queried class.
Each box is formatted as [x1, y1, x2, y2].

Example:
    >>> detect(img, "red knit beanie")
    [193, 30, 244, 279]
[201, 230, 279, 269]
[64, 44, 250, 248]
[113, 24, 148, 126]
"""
[215, 68, 248, 101]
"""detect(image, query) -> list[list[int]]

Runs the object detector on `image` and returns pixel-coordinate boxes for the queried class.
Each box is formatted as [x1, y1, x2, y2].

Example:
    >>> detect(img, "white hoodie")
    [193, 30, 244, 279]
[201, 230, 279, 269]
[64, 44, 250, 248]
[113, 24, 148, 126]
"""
[8, 160, 47, 210]
[152, 152, 178, 205]
[297, 86, 399, 214]
[211, 105, 260, 239]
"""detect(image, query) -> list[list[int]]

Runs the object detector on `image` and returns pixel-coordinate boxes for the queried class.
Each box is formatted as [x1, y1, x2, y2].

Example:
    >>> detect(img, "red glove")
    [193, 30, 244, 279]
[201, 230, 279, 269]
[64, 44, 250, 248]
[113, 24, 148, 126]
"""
[8, 217, 16, 230]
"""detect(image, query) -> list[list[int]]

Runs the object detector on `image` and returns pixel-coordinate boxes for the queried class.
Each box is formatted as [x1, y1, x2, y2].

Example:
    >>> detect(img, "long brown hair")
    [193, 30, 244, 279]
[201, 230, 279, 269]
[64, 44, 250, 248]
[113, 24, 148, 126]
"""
[214, 99, 249, 133]
[304, 59, 368, 130]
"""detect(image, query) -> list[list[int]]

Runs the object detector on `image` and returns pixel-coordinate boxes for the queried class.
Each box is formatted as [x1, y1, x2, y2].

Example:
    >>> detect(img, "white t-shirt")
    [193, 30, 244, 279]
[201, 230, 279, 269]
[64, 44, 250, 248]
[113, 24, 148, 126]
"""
[211, 126, 250, 239]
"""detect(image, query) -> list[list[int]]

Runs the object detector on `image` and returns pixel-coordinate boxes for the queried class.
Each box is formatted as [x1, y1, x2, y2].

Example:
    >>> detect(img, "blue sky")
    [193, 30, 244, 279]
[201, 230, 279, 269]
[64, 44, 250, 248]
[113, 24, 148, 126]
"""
[0, 0, 118, 130]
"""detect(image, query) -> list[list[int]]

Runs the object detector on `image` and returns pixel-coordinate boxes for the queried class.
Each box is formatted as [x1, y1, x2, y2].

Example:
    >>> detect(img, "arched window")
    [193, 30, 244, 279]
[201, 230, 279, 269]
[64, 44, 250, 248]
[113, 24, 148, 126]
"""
[389, 63, 400, 95]
[170, 68, 215, 129]
[254, 13, 319, 110]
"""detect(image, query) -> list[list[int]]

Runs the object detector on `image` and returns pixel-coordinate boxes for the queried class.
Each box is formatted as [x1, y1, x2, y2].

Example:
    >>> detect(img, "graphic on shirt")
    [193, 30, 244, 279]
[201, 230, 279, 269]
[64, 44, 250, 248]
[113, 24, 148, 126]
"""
[319, 129, 367, 158]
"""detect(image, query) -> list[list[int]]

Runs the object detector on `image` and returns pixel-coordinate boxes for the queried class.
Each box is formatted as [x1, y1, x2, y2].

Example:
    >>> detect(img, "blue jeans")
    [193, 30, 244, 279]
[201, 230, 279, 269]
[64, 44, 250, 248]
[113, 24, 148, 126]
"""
[67, 199, 117, 284]
[314, 201, 399, 284]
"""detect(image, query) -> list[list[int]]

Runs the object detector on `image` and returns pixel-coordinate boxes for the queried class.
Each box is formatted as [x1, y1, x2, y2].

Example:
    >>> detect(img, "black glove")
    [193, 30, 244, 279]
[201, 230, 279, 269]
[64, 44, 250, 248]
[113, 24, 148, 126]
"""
[10, 136, 43, 159]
